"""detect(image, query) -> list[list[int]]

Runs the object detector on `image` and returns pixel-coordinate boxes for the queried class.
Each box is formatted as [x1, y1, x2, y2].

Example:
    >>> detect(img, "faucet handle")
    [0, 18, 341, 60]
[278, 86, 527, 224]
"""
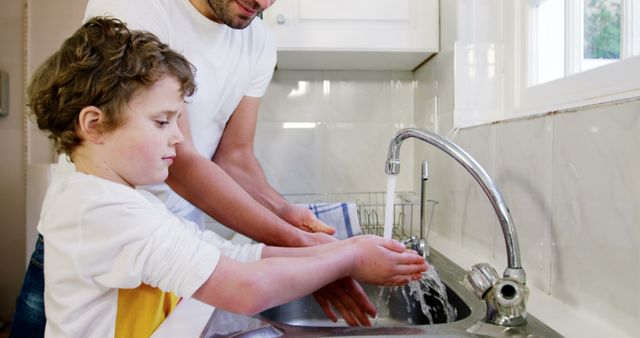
[416, 238, 429, 261]
[401, 236, 429, 261]
[465, 263, 529, 326]
[486, 278, 529, 326]
[464, 263, 499, 299]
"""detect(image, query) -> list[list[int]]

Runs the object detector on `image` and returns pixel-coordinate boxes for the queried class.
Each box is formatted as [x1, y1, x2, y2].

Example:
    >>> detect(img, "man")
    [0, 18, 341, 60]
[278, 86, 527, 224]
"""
[83, 0, 336, 247]
[10, 1, 376, 336]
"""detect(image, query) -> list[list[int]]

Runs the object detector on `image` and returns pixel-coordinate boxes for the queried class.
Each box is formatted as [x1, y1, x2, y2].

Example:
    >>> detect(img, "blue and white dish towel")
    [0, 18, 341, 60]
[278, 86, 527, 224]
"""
[303, 202, 362, 239]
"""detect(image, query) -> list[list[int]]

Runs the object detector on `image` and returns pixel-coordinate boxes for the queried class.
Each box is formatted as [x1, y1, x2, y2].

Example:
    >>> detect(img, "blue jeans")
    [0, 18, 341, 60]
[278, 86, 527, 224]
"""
[10, 234, 46, 338]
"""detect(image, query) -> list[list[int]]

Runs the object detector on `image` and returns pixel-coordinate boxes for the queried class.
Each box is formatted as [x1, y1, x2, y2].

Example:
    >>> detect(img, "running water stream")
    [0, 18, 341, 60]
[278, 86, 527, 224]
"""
[374, 266, 457, 325]
[406, 267, 457, 323]
[383, 174, 397, 239]
[378, 174, 456, 325]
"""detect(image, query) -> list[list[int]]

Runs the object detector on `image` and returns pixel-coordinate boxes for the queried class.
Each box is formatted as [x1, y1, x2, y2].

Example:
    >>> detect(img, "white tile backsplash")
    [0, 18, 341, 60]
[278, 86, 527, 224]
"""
[412, 0, 639, 335]
[448, 125, 497, 260]
[411, 3, 640, 325]
[257, 58, 640, 338]
[260, 70, 325, 122]
[254, 121, 324, 194]
[417, 98, 640, 336]
[453, 42, 504, 127]
[257, 70, 415, 195]
[324, 122, 413, 193]
[495, 116, 553, 293]
[551, 102, 640, 332]
[324, 71, 389, 123]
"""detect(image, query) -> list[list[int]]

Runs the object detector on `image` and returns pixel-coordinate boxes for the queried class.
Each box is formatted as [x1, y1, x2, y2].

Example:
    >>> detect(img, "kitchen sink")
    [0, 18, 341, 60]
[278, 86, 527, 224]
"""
[248, 250, 490, 337]
[259, 281, 471, 327]
[202, 249, 562, 338]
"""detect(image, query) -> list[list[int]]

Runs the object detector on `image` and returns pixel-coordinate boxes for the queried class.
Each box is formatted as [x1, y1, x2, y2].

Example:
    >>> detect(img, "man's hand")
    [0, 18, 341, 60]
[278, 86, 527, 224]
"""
[312, 277, 376, 326]
[276, 203, 336, 235]
[276, 204, 380, 325]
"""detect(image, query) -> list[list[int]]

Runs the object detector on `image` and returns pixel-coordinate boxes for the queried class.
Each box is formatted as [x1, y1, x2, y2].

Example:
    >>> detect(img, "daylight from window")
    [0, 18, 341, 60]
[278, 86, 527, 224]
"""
[532, 0, 625, 85]
[582, 0, 621, 71]
[535, 0, 565, 84]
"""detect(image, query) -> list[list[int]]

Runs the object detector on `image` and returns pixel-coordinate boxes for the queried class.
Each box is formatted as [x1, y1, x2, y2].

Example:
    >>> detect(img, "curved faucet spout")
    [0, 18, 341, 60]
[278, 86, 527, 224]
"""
[385, 128, 526, 284]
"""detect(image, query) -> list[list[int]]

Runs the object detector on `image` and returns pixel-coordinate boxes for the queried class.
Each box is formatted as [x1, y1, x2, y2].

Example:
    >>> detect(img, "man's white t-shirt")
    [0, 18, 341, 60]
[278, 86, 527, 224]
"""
[83, 0, 277, 226]
[39, 172, 264, 337]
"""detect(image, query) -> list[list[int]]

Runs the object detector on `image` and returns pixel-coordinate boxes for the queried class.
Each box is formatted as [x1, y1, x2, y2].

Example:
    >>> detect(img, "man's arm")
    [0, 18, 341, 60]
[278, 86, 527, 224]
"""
[213, 95, 335, 235]
[212, 96, 284, 213]
[211, 98, 385, 325]
[165, 108, 332, 247]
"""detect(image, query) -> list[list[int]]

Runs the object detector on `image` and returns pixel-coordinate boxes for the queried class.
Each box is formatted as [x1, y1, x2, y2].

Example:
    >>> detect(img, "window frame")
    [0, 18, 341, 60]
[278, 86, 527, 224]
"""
[514, 0, 640, 118]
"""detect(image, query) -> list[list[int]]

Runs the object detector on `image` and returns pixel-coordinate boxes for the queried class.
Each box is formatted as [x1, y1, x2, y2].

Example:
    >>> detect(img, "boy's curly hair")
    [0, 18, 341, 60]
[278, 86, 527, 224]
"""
[28, 16, 196, 155]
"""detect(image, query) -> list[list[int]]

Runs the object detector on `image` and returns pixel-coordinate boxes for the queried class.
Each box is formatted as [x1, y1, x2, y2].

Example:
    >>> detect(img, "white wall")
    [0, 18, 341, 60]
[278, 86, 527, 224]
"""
[414, 1, 640, 337]
[0, 0, 27, 322]
[0, 0, 88, 323]
[24, 0, 88, 268]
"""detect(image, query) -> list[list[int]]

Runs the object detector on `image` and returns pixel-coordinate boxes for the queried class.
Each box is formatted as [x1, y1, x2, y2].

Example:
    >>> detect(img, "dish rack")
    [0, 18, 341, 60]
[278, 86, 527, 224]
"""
[284, 191, 421, 240]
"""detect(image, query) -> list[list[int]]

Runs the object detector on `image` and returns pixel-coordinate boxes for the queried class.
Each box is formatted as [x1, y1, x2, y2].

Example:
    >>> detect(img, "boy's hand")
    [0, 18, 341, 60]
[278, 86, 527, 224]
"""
[349, 235, 428, 286]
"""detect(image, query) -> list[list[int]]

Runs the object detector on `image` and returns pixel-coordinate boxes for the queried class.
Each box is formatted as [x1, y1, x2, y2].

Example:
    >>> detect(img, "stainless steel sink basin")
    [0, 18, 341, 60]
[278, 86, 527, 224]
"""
[253, 250, 489, 337]
[202, 249, 562, 338]
[260, 282, 470, 327]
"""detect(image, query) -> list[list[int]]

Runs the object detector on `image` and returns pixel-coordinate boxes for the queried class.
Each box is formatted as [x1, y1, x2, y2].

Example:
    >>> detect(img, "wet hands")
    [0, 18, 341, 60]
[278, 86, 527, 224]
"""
[348, 235, 428, 286]
[312, 277, 376, 327]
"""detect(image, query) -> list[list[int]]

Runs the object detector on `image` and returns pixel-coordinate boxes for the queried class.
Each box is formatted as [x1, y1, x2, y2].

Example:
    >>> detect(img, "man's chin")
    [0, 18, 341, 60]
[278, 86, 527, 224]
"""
[227, 16, 255, 29]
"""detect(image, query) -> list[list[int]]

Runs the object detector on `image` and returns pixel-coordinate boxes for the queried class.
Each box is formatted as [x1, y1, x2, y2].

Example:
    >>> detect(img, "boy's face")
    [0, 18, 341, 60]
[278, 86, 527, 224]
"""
[101, 76, 185, 187]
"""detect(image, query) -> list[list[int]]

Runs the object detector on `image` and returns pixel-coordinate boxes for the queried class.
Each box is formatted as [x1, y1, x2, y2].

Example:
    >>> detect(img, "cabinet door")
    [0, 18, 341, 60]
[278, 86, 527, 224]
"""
[263, 0, 439, 70]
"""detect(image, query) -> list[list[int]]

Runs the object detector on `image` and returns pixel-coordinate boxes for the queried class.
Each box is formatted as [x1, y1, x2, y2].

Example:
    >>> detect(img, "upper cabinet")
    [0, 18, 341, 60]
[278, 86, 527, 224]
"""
[262, 0, 439, 70]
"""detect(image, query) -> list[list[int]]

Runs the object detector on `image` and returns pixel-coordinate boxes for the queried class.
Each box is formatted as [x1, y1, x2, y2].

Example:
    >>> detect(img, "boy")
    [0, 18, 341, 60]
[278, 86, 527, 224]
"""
[28, 17, 428, 337]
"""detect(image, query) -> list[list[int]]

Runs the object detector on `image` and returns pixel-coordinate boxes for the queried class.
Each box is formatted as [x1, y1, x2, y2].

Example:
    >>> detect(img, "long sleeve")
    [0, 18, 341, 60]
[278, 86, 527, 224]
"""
[41, 173, 248, 299]
[40, 173, 265, 337]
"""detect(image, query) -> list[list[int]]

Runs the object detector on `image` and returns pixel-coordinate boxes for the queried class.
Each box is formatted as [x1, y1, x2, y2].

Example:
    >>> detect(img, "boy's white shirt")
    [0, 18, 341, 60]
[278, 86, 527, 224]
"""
[84, 0, 277, 227]
[40, 171, 264, 338]
[41, 2, 276, 335]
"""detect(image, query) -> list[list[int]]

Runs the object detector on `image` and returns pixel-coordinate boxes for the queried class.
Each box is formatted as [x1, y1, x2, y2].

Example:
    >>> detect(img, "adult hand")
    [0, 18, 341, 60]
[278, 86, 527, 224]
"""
[276, 203, 336, 235]
[312, 277, 376, 326]
[300, 231, 337, 246]
[349, 235, 428, 286]
[278, 205, 383, 325]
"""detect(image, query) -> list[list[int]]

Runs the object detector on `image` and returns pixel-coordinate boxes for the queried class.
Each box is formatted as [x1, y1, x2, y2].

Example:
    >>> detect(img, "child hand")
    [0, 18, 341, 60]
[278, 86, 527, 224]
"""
[348, 235, 428, 286]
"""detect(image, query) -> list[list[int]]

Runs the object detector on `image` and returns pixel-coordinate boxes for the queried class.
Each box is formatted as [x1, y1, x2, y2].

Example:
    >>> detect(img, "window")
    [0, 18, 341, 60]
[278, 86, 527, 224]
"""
[529, 0, 640, 85]
[515, 0, 640, 116]
[452, 0, 640, 127]
[532, 0, 565, 84]
[529, 0, 631, 85]
[582, 0, 621, 71]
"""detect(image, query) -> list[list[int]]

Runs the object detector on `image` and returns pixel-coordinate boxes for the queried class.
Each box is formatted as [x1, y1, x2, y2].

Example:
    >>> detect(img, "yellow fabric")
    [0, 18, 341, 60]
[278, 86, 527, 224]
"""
[115, 284, 180, 338]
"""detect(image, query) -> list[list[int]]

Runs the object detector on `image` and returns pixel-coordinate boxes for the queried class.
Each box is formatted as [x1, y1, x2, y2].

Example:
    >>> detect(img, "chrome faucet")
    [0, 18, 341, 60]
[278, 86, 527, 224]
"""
[385, 128, 528, 326]
[385, 128, 525, 284]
